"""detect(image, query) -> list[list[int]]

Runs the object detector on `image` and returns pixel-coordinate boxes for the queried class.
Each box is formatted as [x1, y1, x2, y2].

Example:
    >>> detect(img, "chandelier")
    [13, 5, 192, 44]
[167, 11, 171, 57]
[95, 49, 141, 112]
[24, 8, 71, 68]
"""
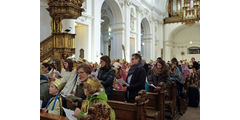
[179, 0, 200, 25]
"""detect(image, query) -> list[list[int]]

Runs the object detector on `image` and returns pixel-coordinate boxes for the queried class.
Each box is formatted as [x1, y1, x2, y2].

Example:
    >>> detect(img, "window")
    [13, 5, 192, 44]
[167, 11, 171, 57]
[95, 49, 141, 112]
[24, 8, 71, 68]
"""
[188, 47, 200, 54]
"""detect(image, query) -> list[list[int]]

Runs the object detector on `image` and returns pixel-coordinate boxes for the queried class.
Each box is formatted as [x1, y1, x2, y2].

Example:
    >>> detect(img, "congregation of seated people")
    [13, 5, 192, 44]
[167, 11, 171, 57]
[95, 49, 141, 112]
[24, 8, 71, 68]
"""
[40, 53, 200, 120]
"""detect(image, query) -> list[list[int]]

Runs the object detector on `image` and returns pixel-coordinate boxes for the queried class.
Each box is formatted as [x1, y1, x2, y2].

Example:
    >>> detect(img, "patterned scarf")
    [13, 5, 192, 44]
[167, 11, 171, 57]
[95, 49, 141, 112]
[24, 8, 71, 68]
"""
[128, 61, 142, 76]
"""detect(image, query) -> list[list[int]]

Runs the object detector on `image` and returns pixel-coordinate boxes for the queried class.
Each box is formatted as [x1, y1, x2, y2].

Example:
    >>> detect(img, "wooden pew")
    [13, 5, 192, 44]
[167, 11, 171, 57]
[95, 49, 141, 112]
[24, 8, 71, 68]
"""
[165, 81, 177, 120]
[112, 89, 126, 101]
[108, 90, 149, 120]
[112, 87, 166, 120]
[40, 111, 68, 120]
[145, 83, 165, 120]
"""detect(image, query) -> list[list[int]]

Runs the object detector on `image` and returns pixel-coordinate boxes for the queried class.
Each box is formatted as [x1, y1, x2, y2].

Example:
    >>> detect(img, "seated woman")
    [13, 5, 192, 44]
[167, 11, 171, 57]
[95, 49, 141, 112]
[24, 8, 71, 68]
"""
[73, 75, 115, 120]
[61, 59, 78, 95]
[71, 64, 92, 108]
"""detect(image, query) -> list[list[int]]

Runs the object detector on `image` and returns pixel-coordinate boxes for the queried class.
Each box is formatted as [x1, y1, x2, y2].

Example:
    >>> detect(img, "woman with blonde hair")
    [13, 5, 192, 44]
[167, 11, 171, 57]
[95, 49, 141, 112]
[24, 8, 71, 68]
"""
[73, 75, 115, 120]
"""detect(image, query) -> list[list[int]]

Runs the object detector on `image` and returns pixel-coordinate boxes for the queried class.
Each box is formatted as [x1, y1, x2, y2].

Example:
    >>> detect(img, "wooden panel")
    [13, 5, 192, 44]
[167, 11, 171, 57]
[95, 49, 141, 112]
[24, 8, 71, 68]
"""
[112, 90, 126, 101]
[40, 112, 68, 120]
[108, 100, 145, 120]
[146, 92, 158, 110]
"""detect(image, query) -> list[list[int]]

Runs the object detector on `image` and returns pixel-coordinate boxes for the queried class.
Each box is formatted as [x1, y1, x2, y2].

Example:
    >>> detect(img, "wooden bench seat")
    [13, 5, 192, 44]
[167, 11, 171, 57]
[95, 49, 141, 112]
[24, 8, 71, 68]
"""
[108, 90, 149, 120]
[40, 111, 68, 120]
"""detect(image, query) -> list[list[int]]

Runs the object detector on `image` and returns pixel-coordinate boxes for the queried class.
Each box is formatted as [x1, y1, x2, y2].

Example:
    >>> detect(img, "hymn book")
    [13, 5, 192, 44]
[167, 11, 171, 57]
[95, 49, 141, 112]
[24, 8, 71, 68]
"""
[116, 78, 129, 86]
[63, 107, 77, 120]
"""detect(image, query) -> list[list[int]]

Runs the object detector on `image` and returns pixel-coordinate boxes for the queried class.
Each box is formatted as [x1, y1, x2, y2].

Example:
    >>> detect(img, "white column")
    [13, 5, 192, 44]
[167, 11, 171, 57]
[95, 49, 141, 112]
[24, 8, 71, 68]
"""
[91, 0, 104, 63]
[158, 23, 164, 58]
[125, 4, 131, 62]
[151, 21, 155, 61]
[61, 19, 76, 34]
[136, 8, 142, 53]
[164, 41, 172, 62]
[103, 36, 109, 55]
[110, 23, 125, 60]
[143, 39, 152, 62]
[143, 33, 152, 62]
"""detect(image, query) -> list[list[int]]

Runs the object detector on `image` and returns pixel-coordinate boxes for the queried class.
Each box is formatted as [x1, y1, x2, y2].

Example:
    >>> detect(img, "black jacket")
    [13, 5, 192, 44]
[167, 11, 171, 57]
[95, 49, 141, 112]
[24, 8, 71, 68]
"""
[126, 66, 146, 103]
[97, 66, 115, 100]
[192, 61, 200, 70]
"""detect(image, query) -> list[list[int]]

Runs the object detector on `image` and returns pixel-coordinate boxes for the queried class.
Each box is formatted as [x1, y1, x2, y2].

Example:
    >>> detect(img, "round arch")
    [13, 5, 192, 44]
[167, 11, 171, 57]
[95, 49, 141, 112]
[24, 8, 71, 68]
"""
[100, 0, 123, 25]
[99, 0, 124, 60]
[167, 23, 200, 61]
[141, 18, 152, 62]
[141, 18, 151, 35]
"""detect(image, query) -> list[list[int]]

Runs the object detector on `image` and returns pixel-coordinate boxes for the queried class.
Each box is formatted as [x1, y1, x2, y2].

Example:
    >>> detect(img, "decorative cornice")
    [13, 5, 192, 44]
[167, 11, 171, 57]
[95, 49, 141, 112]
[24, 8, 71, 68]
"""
[164, 16, 200, 24]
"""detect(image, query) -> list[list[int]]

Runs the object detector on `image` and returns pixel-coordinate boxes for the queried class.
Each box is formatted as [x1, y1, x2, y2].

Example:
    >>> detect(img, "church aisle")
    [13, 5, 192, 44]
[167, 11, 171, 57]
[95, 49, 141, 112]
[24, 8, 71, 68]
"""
[179, 107, 200, 120]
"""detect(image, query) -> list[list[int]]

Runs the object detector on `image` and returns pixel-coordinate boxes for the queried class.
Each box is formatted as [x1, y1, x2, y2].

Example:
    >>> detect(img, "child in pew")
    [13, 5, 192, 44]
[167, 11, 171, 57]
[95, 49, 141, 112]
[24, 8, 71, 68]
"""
[41, 79, 67, 116]
[73, 75, 115, 120]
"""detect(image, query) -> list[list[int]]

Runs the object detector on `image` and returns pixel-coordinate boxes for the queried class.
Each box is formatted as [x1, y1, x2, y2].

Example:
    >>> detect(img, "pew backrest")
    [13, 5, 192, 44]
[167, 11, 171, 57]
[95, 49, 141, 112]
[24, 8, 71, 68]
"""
[112, 90, 125, 101]
[40, 112, 68, 120]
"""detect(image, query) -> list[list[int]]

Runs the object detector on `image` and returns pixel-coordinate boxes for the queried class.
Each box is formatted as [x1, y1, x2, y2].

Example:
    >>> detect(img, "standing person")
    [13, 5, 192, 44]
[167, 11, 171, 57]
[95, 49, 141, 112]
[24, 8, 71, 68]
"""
[142, 59, 150, 76]
[147, 59, 170, 92]
[191, 57, 200, 71]
[182, 62, 191, 80]
[114, 65, 127, 90]
[170, 63, 184, 115]
[171, 57, 182, 73]
[123, 53, 146, 103]
[97, 56, 115, 100]
[61, 59, 78, 95]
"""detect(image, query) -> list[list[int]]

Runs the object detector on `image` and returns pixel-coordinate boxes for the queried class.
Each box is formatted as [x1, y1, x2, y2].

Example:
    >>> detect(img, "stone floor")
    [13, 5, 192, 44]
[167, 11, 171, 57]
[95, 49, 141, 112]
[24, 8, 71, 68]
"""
[179, 107, 200, 120]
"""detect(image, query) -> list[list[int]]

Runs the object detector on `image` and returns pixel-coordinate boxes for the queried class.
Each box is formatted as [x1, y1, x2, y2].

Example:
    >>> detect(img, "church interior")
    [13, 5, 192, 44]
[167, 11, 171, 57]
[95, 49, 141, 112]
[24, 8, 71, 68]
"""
[40, 0, 200, 120]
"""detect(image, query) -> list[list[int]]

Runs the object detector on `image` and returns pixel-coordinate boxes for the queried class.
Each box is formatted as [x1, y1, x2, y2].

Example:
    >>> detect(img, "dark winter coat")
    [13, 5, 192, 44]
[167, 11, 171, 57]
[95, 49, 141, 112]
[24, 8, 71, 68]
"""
[97, 66, 115, 100]
[125, 65, 146, 103]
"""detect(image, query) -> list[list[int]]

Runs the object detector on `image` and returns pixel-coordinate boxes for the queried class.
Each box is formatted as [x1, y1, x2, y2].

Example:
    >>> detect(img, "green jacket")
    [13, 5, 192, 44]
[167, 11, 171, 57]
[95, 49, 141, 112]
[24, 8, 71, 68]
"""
[77, 89, 115, 120]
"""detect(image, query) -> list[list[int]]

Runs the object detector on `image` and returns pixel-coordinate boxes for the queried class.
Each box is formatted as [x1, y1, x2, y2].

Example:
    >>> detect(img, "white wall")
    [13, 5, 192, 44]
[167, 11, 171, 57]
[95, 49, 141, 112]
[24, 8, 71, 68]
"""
[164, 22, 200, 61]
[40, 0, 51, 42]
[75, 24, 89, 60]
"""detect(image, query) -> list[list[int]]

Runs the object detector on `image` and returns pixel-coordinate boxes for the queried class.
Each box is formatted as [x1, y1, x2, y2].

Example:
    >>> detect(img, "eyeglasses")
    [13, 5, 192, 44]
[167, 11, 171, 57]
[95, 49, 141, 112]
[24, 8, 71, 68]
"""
[78, 72, 85, 74]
